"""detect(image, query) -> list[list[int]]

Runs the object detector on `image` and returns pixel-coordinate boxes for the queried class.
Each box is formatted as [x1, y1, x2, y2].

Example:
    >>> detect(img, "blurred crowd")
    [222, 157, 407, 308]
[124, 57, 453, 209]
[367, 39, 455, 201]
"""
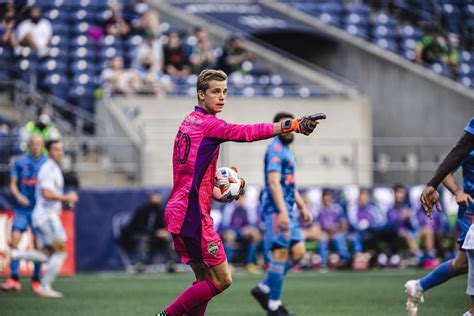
[118, 184, 460, 274]
[0, 1, 257, 99]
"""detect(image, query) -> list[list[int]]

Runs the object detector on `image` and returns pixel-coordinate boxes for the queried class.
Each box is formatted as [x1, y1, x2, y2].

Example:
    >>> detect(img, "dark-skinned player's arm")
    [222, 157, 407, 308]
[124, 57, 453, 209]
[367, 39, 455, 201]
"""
[421, 132, 474, 218]
[443, 173, 473, 207]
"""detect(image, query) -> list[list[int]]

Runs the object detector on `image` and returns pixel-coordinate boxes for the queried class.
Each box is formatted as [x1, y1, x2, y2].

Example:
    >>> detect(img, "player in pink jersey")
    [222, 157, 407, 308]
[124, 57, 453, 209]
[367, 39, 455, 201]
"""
[157, 69, 324, 316]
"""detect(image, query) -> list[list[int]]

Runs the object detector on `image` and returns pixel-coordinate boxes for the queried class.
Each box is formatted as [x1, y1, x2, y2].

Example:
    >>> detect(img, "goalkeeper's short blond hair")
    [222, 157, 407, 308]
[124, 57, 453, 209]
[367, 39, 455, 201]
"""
[197, 69, 227, 94]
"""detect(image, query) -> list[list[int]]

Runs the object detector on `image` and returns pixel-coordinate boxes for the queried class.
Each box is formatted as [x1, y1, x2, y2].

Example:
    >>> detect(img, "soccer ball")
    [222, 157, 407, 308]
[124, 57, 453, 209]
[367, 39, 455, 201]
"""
[213, 167, 244, 202]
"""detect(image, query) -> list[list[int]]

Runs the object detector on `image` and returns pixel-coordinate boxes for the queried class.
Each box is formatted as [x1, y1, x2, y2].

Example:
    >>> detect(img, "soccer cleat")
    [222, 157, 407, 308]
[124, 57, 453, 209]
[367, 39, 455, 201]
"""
[31, 280, 41, 294]
[251, 286, 269, 311]
[156, 311, 169, 316]
[267, 305, 296, 316]
[405, 280, 424, 316]
[1, 277, 22, 292]
[36, 285, 64, 298]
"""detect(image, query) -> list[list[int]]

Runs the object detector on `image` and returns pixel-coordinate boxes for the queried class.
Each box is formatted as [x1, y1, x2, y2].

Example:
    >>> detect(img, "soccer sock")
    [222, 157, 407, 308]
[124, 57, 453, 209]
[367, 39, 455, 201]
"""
[319, 240, 329, 267]
[333, 234, 350, 262]
[41, 252, 66, 289]
[10, 257, 20, 280]
[11, 249, 48, 263]
[419, 259, 457, 291]
[186, 281, 209, 316]
[165, 278, 221, 316]
[33, 262, 42, 281]
[224, 244, 234, 263]
[246, 243, 257, 264]
[267, 260, 285, 304]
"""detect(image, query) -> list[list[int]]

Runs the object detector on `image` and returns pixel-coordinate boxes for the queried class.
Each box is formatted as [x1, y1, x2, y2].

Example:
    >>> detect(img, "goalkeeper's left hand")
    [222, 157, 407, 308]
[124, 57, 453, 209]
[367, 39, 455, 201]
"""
[230, 166, 245, 201]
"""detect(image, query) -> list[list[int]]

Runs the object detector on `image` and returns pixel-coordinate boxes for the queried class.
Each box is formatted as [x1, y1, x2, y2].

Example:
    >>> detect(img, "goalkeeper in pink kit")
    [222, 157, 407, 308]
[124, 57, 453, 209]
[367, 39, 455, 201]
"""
[157, 69, 324, 316]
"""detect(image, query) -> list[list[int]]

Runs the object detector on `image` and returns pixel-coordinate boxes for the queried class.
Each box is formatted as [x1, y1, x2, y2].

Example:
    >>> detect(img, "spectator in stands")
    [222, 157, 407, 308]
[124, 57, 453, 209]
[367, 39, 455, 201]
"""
[15, 6, 52, 57]
[135, 55, 169, 95]
[416, 27, 459, 78]
[19, 108, 61, 153]
[101, 56, 142, 96]
[129, 0, 160, 35]
[385, 184, 420, 264]
[315, 189, 351, 269]
[218, 34, 254, 75]
[106, 3, 131, 38]
[187, 27, 216, 74]
[132, 30, 164, 74]
[220, 193, 262, 273]
[118, 192, 175, 273]
[163, 30, 191, 80]
[0, 4, 18, 49]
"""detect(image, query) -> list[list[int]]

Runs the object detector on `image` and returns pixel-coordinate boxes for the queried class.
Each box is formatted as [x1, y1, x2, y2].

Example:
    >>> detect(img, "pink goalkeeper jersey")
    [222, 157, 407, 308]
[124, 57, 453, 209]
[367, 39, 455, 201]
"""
[165, 106, 274, 237]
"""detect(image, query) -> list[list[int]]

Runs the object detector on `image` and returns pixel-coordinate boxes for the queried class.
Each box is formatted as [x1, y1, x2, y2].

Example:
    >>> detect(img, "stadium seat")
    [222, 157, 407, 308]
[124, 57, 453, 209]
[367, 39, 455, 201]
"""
[38, 59, 68, 75]
[71, 47, 96, 61]
[70, 35, 95, 50]
[71, 22, 91, 36]
[49, 35, 70, 51]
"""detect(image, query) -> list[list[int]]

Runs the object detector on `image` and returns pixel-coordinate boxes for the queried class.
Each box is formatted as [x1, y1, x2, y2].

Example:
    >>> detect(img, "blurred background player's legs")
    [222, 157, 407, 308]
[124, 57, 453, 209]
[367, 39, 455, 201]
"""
[2, 212, 42, 293]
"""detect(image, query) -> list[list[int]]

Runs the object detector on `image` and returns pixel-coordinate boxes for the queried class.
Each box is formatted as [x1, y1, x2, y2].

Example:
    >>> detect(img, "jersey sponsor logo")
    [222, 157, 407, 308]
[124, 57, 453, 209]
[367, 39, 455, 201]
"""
[21, 177, 37, 186]
[207, 241, 219, 256]
[271, 156, 281, 164]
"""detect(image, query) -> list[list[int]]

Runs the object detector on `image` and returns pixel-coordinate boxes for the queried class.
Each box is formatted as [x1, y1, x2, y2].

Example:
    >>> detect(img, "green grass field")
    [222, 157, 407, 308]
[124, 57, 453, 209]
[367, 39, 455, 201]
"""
[0, 269, 467, 315]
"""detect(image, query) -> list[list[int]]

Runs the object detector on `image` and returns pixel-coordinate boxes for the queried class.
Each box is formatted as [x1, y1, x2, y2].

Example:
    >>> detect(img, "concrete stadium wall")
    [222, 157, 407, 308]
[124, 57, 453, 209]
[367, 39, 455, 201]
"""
[103, 96, 372, 187]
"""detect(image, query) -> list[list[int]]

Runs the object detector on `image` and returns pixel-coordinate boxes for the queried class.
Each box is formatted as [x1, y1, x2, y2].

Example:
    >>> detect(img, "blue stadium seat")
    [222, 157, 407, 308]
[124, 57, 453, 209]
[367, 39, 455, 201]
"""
[345, 24, 369, 39]
[459, 77, 474, 88]
[374, 13, 397, 28]
[49, 35, 70, 50]
[458, 63, 474, 77]
[38, 59, 68, 75]
[68, 9, 96, 23]
[374, 38, 398, 52]
[98, 47, 123, 62]
[72, 73, 97, 88]
[461, 51, 474, 65]
[373, 25, 397, 39]
[51, 22, 70, 36]
[94, 9, 113, 24]
[68, 85, 96, 112]
[0, 47, 12, 80]
[46, 47, 69, 63]
[400, 25, 422, 40]
[44, 72, 70, 98]
[71, 47, 96, 61]
[344, 13, 370, 26]
[442, 3, 462, 34]
[70, 35, 95, 50]
[465, 4, 474, 19]
[430, 63, 451, 77]
[44, 9, 69, 25]
[71, 22, 91, 36]
[71, 59, 96, 74]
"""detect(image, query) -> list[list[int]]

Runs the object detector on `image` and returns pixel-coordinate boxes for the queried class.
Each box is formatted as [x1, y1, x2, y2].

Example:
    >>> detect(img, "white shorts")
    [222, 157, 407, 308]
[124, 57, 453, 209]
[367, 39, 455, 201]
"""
[33, 214, 67, 248]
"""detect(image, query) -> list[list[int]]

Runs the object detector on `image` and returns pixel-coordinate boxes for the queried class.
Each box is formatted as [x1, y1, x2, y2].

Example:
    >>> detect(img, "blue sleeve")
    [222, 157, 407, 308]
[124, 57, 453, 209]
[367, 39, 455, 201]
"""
[265, 145, 283, 174]
[10, 159, 19, 178]
[465, 117, 474, 135]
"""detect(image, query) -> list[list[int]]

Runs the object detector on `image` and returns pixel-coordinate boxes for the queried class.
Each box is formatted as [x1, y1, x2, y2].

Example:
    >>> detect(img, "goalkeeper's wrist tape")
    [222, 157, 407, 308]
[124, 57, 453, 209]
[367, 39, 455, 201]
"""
[281, 119, 300, 133]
